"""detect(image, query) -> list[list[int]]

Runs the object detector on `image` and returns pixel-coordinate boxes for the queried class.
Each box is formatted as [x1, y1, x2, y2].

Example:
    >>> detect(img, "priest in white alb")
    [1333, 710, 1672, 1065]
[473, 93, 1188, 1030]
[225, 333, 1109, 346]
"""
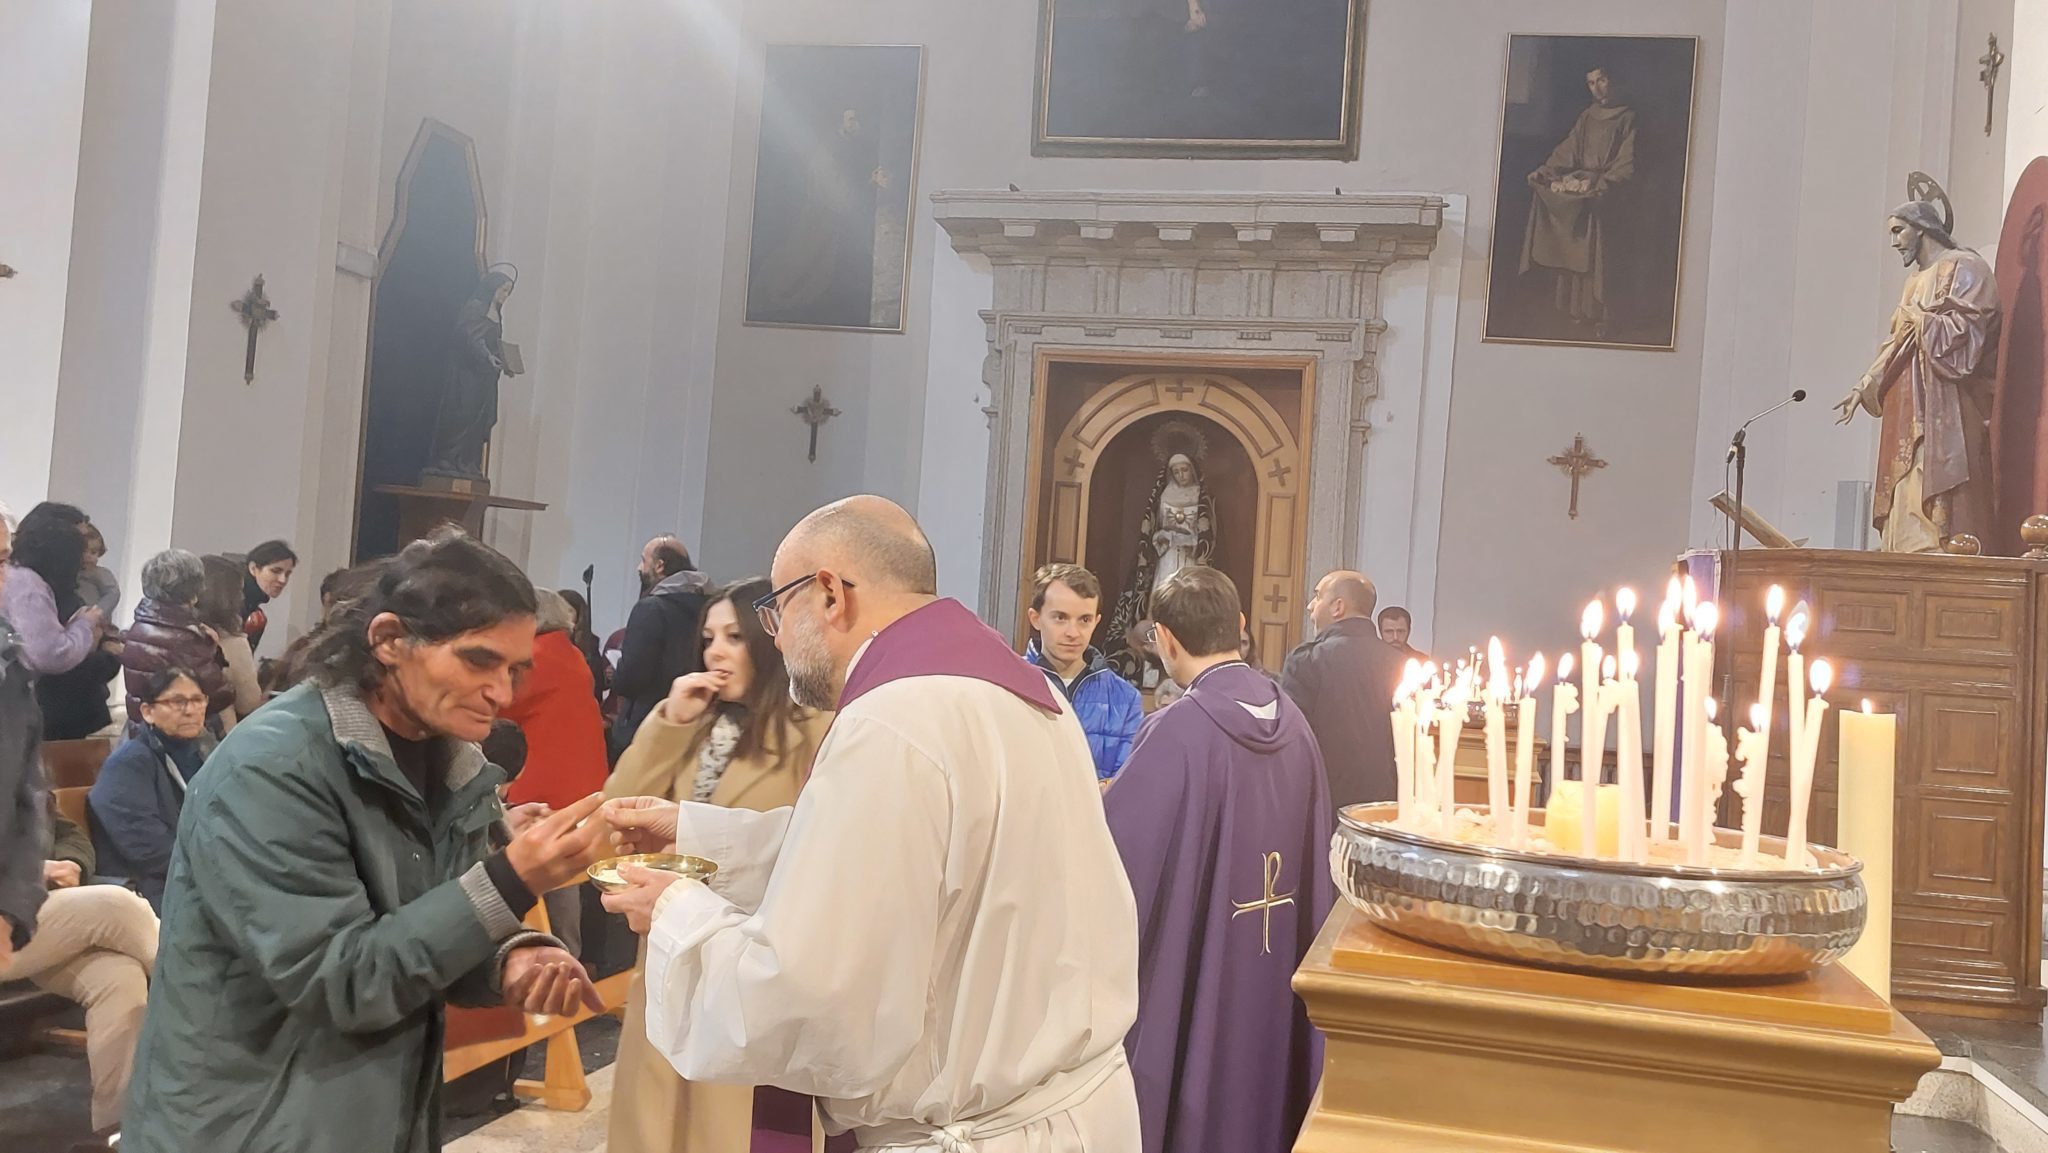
[601, 496, 1140, 1152]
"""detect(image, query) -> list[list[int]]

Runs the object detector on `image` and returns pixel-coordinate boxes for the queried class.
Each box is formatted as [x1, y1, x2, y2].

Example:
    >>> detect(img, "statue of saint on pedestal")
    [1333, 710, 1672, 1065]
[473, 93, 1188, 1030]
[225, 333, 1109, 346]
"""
[423, 268, 519, 484]
[1835, 174, 2000, 553]
[1105, 426, 1218, 682]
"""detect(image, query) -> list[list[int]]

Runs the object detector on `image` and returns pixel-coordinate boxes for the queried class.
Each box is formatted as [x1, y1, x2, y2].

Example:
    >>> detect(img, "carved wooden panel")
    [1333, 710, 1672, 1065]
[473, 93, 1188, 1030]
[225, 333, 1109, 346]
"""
[1717, 549, 2048, 1020]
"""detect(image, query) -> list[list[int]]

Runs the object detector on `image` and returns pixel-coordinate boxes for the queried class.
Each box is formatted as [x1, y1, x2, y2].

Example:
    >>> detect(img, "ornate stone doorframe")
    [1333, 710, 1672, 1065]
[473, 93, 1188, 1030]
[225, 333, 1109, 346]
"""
[1036, 369, 1308, 664]
[934, 190, 1445, 626]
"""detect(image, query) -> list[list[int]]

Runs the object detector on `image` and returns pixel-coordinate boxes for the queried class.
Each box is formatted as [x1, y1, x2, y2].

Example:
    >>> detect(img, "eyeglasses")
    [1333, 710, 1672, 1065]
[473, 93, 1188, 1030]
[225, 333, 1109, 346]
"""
[752, 572, 855, 638]
[149, 696, 207, 713]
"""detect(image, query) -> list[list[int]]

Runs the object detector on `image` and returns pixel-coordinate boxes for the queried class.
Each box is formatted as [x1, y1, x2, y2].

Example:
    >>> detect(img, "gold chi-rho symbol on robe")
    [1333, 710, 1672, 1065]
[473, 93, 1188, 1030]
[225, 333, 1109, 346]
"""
[1231, 851, 1296, 955]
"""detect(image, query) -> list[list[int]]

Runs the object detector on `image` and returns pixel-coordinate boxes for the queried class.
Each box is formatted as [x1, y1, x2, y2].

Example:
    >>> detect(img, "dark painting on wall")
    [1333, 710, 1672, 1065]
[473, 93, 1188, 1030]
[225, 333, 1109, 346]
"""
[1483, 35, 1699, 351]
[744, 44, 925, 333]
[1034, 0, 1365, 158]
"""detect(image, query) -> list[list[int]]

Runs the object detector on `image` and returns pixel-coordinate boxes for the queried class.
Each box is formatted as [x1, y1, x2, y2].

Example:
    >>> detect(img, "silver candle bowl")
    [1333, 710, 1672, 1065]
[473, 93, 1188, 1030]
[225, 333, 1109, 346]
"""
[1333, 803, 1866, 980]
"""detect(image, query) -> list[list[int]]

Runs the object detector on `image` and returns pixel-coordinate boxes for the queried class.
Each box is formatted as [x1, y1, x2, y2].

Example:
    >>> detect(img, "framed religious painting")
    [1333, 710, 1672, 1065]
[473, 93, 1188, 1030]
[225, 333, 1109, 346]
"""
[1482, 34, 1699, 351]
[744, 44, 926, 333]
[1032, 0, 1366, 159]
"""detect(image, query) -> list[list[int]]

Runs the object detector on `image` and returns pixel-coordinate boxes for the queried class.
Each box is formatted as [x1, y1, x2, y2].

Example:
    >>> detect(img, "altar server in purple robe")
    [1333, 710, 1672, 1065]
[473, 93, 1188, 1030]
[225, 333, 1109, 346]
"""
[1104, 564, 1336, 1153]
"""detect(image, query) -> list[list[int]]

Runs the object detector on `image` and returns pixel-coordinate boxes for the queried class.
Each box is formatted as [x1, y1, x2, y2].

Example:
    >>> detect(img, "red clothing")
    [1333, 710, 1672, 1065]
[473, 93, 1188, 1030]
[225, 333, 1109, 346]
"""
[502, 631, 610, 809]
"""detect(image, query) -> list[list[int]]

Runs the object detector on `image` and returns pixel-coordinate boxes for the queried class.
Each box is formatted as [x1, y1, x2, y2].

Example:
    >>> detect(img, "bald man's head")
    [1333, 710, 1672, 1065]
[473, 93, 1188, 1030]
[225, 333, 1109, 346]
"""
[1308, 569, 1377, 633]
[777, 495, 937, 596]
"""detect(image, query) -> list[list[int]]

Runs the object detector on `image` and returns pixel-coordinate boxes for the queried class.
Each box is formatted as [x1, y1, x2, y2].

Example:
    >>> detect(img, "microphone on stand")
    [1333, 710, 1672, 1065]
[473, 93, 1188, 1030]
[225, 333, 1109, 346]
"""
[1727, 390, 1807, 462]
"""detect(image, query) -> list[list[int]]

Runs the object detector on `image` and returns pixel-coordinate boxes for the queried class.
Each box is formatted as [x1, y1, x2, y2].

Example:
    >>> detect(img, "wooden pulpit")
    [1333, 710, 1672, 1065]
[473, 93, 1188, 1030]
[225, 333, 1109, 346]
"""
[1713, 547, 2048, 1019]
[373, 483, 547, 546]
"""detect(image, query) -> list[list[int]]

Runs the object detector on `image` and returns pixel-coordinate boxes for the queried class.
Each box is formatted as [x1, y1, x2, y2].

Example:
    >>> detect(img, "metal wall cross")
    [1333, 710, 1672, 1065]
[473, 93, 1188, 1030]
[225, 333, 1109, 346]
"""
[791, 385, 842, 463]
[230, 274, 279, 385]
[1230, 851, 1297, 955]
[1547, 434, 1608, 521]
[1980, 34, 2006, 137]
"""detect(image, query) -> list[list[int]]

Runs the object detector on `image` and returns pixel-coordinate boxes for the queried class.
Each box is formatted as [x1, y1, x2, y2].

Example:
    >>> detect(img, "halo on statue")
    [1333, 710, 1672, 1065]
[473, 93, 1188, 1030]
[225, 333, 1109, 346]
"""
[1149, 419, 1210, 468]
[1904, 171, 1955, 237]
[486, 261, 521, 289]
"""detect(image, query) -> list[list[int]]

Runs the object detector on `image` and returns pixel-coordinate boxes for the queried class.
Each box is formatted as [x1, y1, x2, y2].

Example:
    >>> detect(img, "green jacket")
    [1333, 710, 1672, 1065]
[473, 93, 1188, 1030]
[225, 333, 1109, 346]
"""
[123, 681, 550, 1153]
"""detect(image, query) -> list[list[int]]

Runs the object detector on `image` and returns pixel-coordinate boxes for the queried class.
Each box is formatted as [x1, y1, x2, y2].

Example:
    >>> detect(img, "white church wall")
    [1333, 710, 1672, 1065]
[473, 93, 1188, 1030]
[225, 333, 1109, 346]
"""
[2004, 0, 2048, 205]
[704, 0, 1727, 662]
[1948, 0, 2013, 243]
[0, 2, 91, 514]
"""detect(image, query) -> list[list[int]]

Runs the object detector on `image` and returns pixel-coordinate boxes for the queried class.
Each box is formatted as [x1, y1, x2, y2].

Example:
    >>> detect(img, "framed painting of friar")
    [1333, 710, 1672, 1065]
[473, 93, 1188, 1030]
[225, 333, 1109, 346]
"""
[744, 44, 926, 333]
[1483, 34, 1699, 351]
[1033, 0, 1365, 159]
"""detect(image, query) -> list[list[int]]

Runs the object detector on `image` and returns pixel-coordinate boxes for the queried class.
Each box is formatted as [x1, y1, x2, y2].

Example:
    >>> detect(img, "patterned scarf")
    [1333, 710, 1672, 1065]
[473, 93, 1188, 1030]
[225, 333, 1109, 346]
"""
[691, 710, 744, 803]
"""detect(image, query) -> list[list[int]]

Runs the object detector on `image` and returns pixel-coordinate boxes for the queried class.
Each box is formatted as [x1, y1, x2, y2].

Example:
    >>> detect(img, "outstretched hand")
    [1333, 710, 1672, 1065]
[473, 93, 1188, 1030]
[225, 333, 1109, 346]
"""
[601, 796, 680, 856]
[1833, 387, 1864, 426]
[503, 945, 605, 1017]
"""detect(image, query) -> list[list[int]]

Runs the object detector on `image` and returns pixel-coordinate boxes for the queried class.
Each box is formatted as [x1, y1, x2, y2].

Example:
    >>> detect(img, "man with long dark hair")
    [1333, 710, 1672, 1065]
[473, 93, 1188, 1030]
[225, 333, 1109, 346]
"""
[121, 530, 613, 1153]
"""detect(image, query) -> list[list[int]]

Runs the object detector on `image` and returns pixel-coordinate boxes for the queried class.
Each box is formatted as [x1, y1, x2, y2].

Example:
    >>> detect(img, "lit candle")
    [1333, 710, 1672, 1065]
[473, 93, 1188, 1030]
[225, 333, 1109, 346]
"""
[1650, 580, 1681, 843]
[1680, 602, 1719, 864]
[1613, 649, 1645, 863]
[1546, 653, 1578, 832]
[1413, 710, 1437, 826]
[1785, 606, 1810, 802]
[1614, 587, 1638, 671]
[1733, 702, 1770, 866]
[1391, 660, 1422, 824]
[1784, 659, 1833, 868]
[1698, 698, 1731, 865]
[1579, 600, 1607, 859]
[1838, 700, 1897, 996]
[1437, 672, 1470, 829]
[1513, 652, 1545, 850]
[1757, 585, 1786, 764]
[1484, 638, 1509, 829]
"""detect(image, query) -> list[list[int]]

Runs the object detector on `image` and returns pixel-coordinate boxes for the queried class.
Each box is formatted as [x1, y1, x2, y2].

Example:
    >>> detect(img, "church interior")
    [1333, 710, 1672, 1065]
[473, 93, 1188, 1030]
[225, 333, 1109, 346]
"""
[9, 0, 2048, 1150]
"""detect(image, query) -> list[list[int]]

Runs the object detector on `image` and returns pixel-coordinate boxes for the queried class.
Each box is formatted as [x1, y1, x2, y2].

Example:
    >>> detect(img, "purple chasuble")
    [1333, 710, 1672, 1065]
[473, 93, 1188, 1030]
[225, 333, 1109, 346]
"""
[1103, 662, 1336, 1153]
[838, 598, 1060, 714]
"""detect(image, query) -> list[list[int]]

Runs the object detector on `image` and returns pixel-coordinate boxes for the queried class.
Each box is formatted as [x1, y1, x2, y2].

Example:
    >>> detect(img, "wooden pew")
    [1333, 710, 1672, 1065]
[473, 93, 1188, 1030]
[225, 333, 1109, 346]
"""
[40, 737, 114, 789]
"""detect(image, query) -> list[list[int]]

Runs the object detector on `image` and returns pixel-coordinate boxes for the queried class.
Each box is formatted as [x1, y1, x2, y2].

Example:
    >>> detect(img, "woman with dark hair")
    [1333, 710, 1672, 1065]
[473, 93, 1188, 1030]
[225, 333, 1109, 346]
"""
[123, 529, 609, 1152]
[90, 667, 211, 910]
[240, 539, 298, 651]
[121, 550, 234, 729]
[1, 502, 119, 738]
[604, 576, 833, 1153]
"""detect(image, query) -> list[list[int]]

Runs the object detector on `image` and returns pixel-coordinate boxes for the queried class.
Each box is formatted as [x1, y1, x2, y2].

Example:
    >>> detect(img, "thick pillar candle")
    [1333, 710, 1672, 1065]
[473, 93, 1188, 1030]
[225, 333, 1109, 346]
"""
[1838, 701, 1897, 996]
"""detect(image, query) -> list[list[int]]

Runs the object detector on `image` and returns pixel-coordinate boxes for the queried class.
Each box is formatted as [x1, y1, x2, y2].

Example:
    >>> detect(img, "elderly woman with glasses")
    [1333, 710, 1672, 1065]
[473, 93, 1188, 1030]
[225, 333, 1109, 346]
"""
[88, 668, 212, 911]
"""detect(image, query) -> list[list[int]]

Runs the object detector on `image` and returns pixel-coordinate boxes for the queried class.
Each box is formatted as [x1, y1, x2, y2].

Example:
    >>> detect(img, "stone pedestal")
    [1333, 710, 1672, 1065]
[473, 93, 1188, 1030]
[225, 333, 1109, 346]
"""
[1293, 905, 1940, 1152]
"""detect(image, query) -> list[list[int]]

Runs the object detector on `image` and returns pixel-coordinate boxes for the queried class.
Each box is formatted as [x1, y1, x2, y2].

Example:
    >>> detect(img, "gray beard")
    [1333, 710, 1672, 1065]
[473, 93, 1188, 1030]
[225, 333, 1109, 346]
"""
[784, 624, 837, 711]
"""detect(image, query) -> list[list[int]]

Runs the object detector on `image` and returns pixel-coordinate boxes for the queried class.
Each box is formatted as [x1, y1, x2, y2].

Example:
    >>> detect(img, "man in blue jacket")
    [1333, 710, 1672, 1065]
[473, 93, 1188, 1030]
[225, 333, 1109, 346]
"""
[1025, 564, 1144, 781]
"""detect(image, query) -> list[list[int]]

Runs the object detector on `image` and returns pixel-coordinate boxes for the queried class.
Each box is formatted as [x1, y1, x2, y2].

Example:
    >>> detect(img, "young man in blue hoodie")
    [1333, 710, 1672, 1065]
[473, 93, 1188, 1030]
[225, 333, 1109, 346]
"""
[1024, 564, 1143, 781]
[1102, 564, 1334, 1153]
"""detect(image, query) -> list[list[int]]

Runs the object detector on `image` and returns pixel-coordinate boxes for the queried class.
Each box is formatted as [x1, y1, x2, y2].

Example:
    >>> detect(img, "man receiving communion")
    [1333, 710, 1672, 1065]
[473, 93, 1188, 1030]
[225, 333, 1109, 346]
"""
[600, 495, 1141, 1152]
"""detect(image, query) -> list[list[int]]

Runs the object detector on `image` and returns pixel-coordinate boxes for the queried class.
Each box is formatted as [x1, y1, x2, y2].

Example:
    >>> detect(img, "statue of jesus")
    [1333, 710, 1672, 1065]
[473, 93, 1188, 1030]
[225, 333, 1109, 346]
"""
[1834, 178, 2000, 553]
[423, 269, 516, 483]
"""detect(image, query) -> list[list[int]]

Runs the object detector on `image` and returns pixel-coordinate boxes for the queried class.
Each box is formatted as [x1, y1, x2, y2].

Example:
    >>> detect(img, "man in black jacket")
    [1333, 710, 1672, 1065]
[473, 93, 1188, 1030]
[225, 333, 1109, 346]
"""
[609, 536, 712, 755]
[1279, 570, 1406, 810]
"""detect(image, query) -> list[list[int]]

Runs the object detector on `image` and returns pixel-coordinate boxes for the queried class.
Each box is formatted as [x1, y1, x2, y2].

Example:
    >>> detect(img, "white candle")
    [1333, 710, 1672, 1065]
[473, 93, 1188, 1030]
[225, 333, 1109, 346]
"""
[1579, 600, 1607, 859]
[1484, 638, 1509, 829]
[1547, 653, 1578, 830]
[1391, 665, 1419, 825]
[1785, 659, 1833, 868]
[1785, 607, 1810, 803]
[1757, 585, 1786, 768]
[1651, 580, 1681, 843]
[1733, 702, 1770, 866]
[1413, 710, 1437, 826]
[1437, 674, 1469, 829]
[1838, 701, 1897, 996]
[1513, 652, 1545, 850]
[1699, 698, 1731, 864]
[1681, 602, 1719, 865]
[1614, 650, 1645, 863]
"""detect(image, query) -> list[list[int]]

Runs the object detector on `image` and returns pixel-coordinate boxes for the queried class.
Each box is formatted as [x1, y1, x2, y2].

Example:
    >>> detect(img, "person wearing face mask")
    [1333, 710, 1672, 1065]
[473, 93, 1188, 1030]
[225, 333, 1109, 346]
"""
[604, 576, 833, 1153]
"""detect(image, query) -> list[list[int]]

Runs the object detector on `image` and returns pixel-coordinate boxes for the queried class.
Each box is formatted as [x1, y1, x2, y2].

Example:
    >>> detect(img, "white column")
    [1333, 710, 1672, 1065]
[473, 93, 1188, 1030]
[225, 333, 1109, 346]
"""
[0, 1, 91, 512]
[2006, 0, 2048, 204]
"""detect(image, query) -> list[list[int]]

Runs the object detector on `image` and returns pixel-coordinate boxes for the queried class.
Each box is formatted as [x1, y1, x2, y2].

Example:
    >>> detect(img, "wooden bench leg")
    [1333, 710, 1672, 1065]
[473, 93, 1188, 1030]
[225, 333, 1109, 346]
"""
[512, 1022, 591, 1112]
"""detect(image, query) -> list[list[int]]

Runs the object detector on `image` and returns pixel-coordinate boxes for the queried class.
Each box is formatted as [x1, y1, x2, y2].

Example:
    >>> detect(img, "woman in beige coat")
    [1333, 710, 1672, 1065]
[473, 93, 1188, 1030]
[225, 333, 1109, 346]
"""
[605, 577, 832, 1153]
